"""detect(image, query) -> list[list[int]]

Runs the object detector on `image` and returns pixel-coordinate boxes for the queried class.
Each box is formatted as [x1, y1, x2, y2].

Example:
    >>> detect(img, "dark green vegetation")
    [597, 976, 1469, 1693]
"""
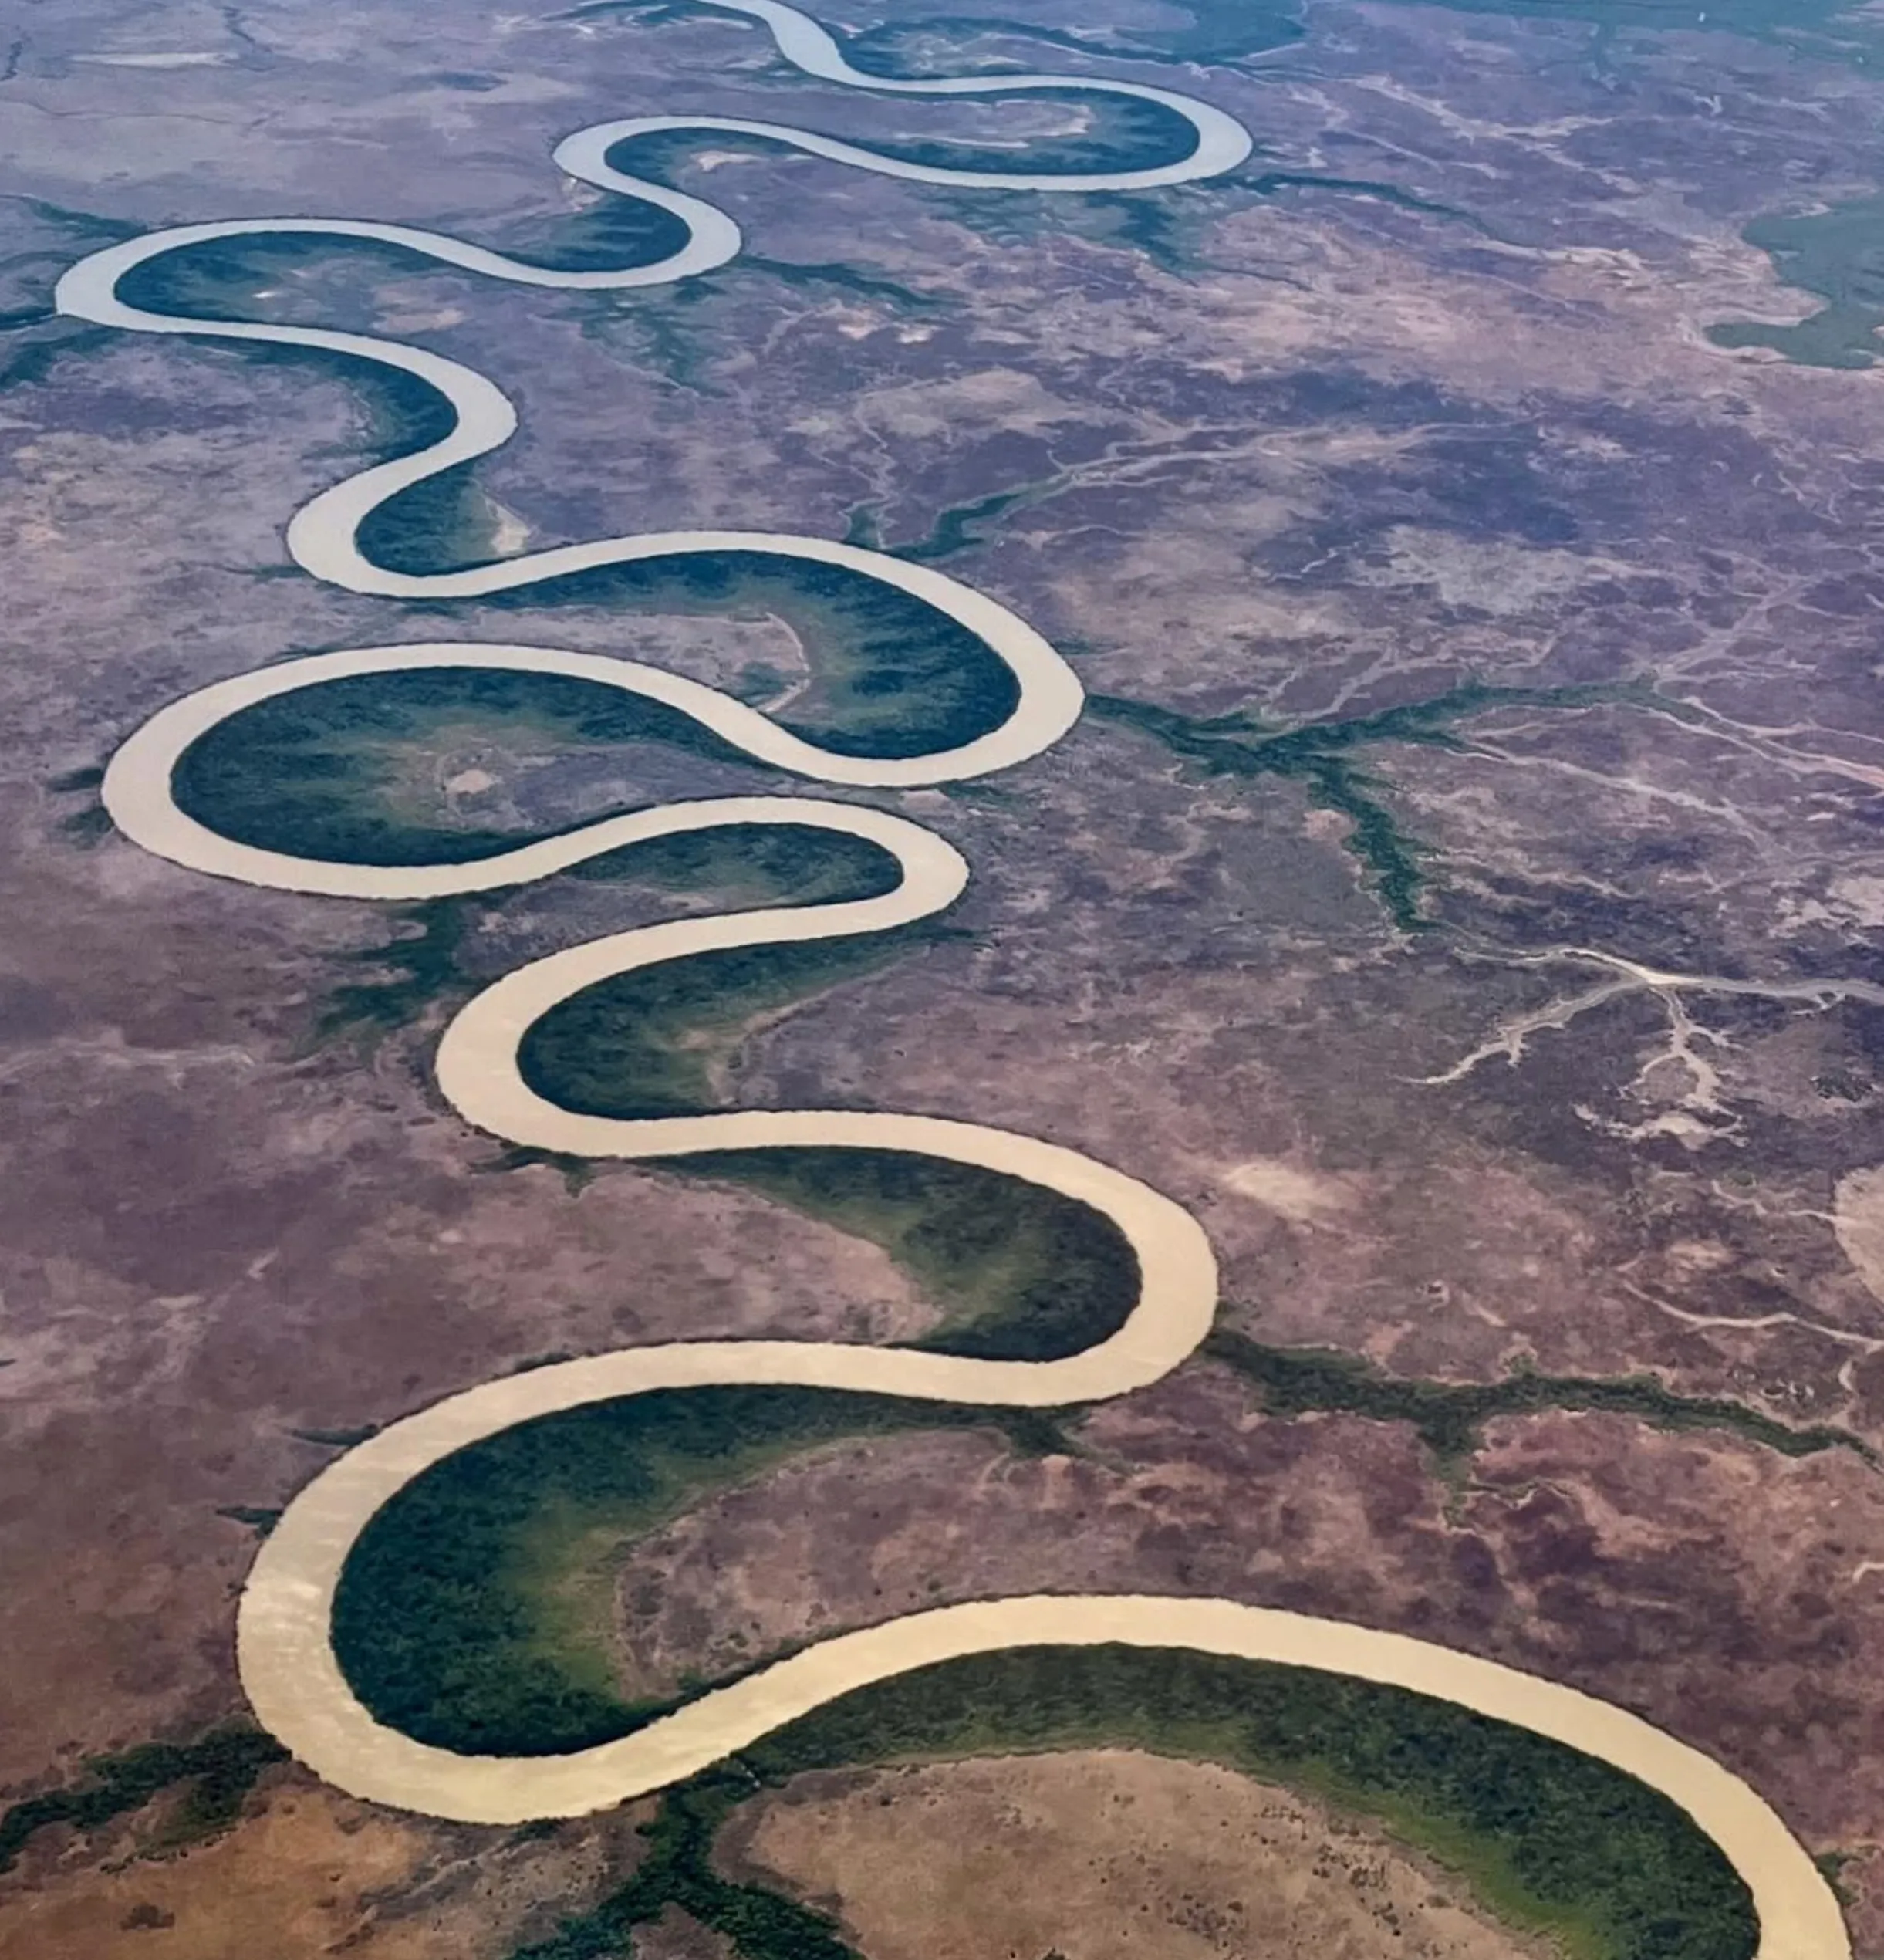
[168, 646, 984, 877]
[574, 274, 733, 397]
[740, 1647, 1757, 1960]
[0, 1725, 285, 1873]
[321, 899, 476, 1040]
[56, 803, 113, 846]
[859, 480, 1052, 564]
[289, 1423, 381, 1448]
[146, 326, 509, 571]
[1207, 1328, 1878, 1475]
[517, 922, 939, 1120]
[680, 1150, 1140, 1364]
[171, 667, 757, 867]
[165, 670, 957, 1088]
[323, 828, 909, 1063]
[501, 816, 907, 1124]
[0, 317, 105, 390]
[0, 200, 131, 370]
[506, 1647, 1756, 1960]
[46, 762, 111, 847]
[5, 194, 136, 251]
[490, 198, 694, 277]
[1817, 1849, 1858, 1911]
[335, 1386, 1075, 1754]
[0, 281, 55, 335]
[333, 1154, 1132, 1752]
[175, 566, 1013, 781]
[215, 1504, 283, 1536]
[1711, 194, 1884, 370]
[824, 88, 1203, 181]
[0, 192, 116, 370]
[1246, 169, 1489, 235]
[740, 255, 936, 313]
[1091, 680, 1659, 931]
[469, 554, 1016, 761]
[116, 234, 454, 326]
[576, 824, 901, 907]
[113, 206, 690, 323]
[509, 1771, 856, 1960]
[615, 83, 1202, 181]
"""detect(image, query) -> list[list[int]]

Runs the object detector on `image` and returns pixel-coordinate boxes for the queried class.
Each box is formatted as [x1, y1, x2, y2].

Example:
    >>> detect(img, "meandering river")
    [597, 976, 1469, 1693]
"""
[56, 4, 1846, 1952]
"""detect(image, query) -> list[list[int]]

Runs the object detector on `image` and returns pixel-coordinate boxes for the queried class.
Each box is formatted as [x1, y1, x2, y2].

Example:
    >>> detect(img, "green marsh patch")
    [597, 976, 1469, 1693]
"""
[111, 201, 692, 328]
[677, 1147, 1140, 1363]
[332, 1154, 1134, 1753]
[1207, 1328, 1876, 1477]
[167, 658, 935, 894]
[333, 1384, 969, 1756]
[596, 90, 1200, 182]
[1711, 194, 1884, 370]
[170, 666, 757, 867]
[829, 88, 1204, 180]
[309, 824, 916, 1082]
[734, 1645, 1757, 1960]
[0, 1724, 285, 1873]
[863, 478, 1056, 565]
[571, 822, 902, 907]
[1093, 679, 1667, 931]
[599, 92, 1200, 188]
[320, 897, 477, 1040]
[116, 234, 461, 328]
[515, 922, 942, 1120]
[505, 1762, 857, 1960]
[447, 551, 1021, 760]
